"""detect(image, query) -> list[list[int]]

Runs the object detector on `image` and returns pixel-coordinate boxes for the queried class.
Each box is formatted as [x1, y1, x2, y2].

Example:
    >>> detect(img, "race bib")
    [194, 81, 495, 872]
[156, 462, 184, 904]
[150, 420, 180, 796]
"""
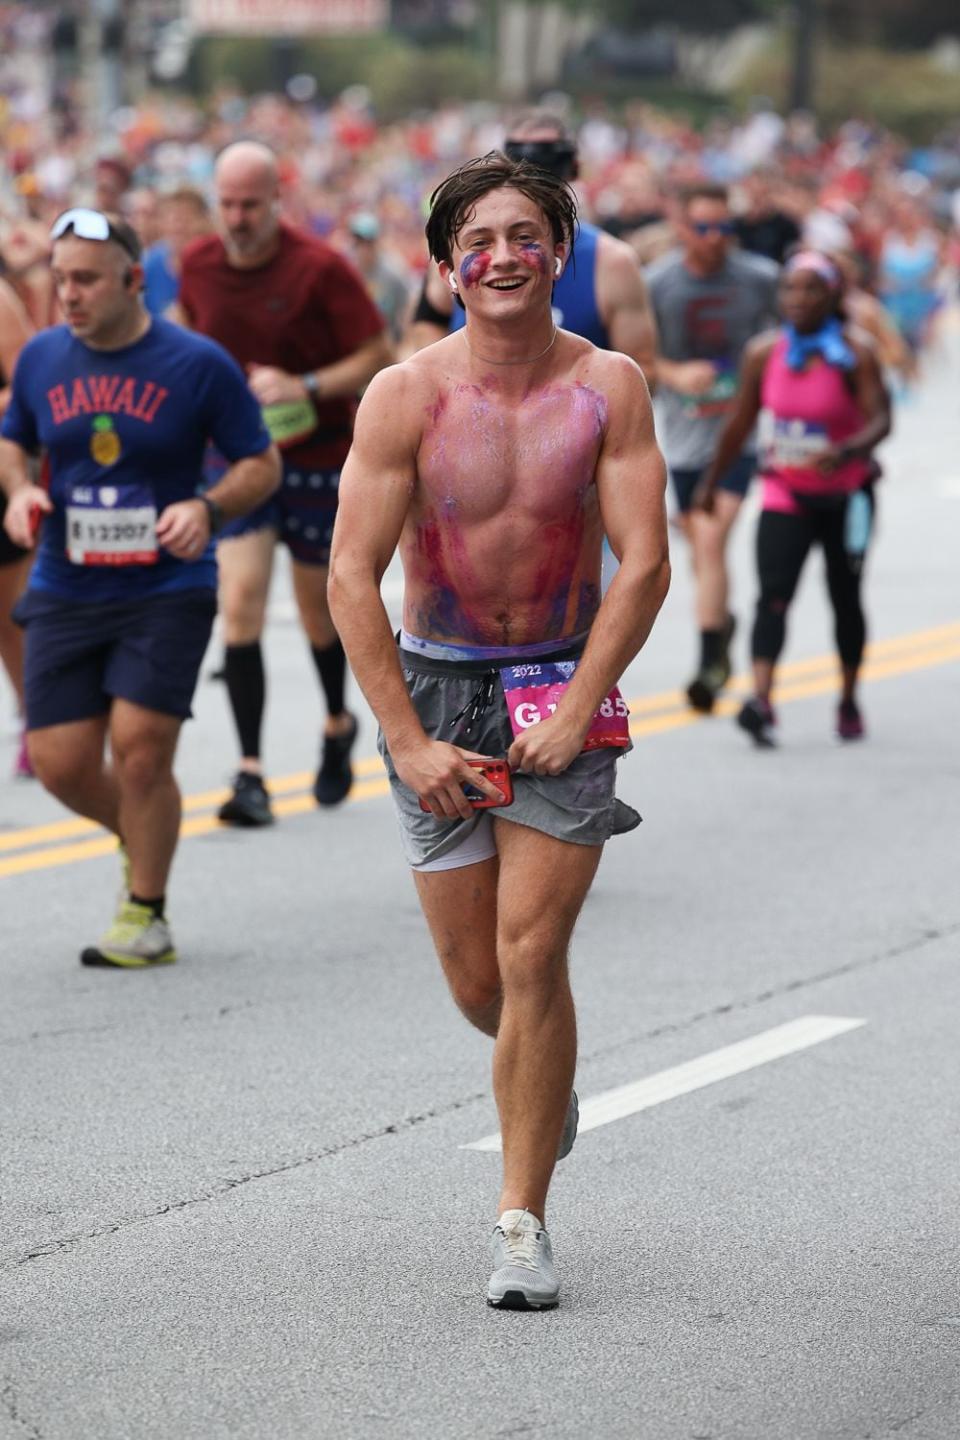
[500, 659, 630, 752]
[760, 413, 829, 471]
[66, 483, 158, 567]
[261, 397, 317, 449]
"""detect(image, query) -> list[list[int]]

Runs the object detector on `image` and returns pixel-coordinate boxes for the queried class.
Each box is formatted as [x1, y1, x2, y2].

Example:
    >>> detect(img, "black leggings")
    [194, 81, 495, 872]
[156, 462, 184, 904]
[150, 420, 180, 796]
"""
[752, 489, 874, 669]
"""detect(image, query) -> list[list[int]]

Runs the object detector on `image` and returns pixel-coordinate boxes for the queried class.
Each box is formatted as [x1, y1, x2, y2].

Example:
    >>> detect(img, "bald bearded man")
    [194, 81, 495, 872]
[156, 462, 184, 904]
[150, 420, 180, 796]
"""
[177, 142, 392, 824]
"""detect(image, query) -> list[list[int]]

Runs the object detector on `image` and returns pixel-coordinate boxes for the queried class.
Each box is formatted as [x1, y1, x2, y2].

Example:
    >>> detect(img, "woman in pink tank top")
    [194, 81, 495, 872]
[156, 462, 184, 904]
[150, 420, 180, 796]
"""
[695, 249, 891, 746]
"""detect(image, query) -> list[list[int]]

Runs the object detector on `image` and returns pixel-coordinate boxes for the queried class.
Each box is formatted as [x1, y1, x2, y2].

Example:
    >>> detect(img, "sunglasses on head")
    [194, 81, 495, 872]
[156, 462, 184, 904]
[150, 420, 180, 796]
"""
[50, 208, 140, 261]
[690, 220, 735, 236]
[504, 139, 577, 180]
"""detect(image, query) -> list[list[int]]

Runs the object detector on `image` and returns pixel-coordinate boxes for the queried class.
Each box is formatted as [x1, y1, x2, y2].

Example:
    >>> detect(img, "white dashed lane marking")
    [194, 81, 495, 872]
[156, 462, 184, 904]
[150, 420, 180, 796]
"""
[461, 1015, 866, 1152]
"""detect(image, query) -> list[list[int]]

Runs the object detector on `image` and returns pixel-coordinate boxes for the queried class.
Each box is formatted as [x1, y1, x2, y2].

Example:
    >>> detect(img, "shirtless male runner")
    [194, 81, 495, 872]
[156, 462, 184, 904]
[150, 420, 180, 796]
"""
[328, 154, 670, 1309]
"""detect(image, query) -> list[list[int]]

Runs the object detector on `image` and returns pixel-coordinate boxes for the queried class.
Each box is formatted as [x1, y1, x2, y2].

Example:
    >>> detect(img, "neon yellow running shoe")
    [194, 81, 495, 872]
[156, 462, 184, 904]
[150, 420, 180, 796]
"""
[81, 900, 177, 969]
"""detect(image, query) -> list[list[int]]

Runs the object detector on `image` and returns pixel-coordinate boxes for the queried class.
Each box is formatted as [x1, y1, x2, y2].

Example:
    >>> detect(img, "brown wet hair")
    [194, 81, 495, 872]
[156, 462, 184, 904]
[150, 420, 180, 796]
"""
[425, 151, 578, 268]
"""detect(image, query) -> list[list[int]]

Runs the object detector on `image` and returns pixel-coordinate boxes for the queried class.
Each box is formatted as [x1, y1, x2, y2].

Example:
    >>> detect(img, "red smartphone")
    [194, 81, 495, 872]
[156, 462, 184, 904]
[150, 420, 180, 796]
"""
[419, 758, 514, 812]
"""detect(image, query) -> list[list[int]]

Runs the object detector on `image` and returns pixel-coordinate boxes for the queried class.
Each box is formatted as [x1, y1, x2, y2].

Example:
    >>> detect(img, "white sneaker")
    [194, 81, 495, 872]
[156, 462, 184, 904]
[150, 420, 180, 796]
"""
[487, 1209, 559, 1310]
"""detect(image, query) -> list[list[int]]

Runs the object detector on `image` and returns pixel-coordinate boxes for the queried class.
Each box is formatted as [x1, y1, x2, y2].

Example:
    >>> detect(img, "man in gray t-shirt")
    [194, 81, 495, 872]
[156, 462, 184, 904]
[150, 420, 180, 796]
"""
[647, 184, 778, 711]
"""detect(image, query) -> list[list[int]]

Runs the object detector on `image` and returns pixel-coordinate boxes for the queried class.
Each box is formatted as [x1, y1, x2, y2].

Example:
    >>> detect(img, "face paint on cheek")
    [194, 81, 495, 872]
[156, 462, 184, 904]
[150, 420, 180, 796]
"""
[459, 252, 491, 288]
[518, 243, 549, 276]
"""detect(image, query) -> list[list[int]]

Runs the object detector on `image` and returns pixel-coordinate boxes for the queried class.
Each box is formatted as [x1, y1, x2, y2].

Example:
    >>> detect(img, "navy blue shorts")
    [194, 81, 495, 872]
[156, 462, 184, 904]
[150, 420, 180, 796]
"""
[670, 453, 755, 515]
[14, 588, 216, 731]
[211, 456, 341, 567]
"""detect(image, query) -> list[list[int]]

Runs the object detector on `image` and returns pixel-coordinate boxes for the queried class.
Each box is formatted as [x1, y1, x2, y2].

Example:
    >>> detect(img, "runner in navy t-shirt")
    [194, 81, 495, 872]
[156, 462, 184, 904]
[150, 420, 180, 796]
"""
[0, 209, 280, 968]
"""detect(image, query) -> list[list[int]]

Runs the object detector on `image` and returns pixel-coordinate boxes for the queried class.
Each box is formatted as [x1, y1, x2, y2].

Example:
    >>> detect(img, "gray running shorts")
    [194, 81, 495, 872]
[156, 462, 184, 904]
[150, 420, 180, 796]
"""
[378, 645, 628, 871]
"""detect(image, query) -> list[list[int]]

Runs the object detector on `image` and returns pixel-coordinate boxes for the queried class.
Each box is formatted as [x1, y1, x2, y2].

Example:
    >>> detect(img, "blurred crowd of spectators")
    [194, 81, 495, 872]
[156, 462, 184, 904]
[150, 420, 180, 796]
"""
[2, 78, 960, 334]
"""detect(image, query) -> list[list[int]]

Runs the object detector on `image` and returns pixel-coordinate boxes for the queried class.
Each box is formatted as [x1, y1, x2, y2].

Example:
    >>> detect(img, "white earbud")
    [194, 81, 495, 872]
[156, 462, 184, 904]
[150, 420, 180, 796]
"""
[448, 276, 458, 293]
[554, 257, 563, 277]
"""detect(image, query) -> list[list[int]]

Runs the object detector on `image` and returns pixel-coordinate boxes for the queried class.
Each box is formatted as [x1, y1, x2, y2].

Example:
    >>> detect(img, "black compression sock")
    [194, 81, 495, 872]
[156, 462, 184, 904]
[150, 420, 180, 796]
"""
[224, 642, 265, 759]
[700, 628, 724, 669]
[311, 639, 346, 718]
[131, 894, 165, 918]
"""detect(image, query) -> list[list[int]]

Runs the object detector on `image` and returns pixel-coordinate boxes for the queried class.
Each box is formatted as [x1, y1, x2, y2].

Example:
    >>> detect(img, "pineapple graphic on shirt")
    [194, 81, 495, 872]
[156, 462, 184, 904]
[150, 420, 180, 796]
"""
[90, 414, 121, 467]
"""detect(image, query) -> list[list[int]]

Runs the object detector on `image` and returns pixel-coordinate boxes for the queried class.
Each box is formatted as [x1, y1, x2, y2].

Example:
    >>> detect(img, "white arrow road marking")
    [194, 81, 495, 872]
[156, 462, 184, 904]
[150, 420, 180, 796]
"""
[461, 1014, 866, 1152]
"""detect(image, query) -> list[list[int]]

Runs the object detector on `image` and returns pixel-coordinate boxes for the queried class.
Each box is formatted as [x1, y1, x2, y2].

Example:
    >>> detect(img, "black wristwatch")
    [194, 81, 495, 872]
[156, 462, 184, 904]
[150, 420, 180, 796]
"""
[197, 493, 225, 535]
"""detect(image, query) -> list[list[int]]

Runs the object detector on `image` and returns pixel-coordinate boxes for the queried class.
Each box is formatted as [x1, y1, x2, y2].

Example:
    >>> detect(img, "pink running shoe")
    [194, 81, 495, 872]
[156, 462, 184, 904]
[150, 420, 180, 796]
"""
[837, 699, 865, 741]
[13, 731, 33, 779]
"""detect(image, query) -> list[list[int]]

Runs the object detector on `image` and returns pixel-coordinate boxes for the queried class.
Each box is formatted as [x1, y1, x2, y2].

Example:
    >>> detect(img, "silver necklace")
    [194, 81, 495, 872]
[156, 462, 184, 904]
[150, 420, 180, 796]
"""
[465, 327, 558, 366]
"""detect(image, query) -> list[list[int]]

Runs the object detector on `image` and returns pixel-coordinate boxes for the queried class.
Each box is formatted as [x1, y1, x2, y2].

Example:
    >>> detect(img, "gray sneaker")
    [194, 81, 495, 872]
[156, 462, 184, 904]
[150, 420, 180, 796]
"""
[557, 1090, 579, 1161]
[487, 1210, 559, 1310]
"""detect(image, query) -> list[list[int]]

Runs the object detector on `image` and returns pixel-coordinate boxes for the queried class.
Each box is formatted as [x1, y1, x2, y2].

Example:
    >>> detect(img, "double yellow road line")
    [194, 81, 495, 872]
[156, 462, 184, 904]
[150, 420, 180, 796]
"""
[2, 619, 958, 881]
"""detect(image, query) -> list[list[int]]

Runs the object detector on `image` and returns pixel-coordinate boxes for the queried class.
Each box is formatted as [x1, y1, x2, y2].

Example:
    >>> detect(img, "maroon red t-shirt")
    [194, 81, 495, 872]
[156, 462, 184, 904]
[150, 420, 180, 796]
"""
[178, 222, 384, 469]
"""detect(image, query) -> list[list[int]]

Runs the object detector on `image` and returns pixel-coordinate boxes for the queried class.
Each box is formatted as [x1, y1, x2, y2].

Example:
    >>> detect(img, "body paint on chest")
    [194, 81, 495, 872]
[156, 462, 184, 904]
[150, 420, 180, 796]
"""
[410, 515, 478, 641]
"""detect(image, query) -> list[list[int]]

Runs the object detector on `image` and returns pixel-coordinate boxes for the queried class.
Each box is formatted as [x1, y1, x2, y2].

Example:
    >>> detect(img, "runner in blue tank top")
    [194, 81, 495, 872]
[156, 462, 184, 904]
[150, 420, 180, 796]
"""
[451, 216, 609, 349]
[404, 112, 657, 391]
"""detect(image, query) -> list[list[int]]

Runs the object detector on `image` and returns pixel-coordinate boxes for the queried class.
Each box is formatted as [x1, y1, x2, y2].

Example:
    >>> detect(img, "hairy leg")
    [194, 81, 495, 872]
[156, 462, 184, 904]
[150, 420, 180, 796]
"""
[110, 700, 183, 898]
[28, 715, 117, 831]
[0, 555, 30, 707]
[687, 490, 742, 631]
[413, 855, 502, 1036]
[492, 820, 601, 1222]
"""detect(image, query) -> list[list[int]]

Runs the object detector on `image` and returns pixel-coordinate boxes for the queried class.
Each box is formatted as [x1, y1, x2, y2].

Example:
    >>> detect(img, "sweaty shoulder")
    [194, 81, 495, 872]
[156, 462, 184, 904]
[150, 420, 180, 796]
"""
[743, 327, 781, 366]
[356, 354, 433, 444]
[568, 337, 648, 414]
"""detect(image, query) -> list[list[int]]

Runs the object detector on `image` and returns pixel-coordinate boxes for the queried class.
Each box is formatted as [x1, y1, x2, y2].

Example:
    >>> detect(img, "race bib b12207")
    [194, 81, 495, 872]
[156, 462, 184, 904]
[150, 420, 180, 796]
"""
[66, 482, 158, 566]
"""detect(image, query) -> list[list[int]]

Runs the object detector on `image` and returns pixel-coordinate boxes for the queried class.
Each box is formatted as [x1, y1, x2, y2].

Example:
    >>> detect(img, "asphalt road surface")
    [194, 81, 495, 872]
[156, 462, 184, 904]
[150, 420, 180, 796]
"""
[2, 331, 959, 1440]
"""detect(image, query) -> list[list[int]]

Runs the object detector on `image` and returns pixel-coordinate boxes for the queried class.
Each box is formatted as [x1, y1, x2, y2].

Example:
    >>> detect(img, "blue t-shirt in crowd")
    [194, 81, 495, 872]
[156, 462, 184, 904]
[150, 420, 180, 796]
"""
[2, 317, 271, 602]
[142, 242, 180, 317]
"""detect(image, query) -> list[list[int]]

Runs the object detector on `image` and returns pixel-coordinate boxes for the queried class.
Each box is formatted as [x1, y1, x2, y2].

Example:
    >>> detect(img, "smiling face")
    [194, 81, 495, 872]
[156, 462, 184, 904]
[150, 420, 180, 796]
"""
[440, 187, 563, 319]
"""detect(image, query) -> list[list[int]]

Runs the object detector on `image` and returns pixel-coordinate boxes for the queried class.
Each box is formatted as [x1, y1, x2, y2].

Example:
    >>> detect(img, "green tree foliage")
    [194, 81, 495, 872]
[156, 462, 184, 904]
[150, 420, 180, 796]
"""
[191, 34, 493, 114]
[600, 0, 781, 32]
[821, 0, 960, 48]
[735, 38, 960, 139]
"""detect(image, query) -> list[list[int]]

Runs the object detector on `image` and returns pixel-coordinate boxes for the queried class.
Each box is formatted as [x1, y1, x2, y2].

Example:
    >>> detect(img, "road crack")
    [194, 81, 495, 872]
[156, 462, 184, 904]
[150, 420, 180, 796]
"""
[1, 1379, 43, 1439]
[580, 919, 960, 1067]
[5, 919, 956, 1275]
[3, 1089, 486, 1273]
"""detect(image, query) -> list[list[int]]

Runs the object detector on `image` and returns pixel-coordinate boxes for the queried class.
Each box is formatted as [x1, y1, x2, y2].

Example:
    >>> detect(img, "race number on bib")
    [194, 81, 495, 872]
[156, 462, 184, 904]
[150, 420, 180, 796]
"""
[500, 659, 630, 752]
[66, 483, 158, 567]
[759, 413, 830, 471]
